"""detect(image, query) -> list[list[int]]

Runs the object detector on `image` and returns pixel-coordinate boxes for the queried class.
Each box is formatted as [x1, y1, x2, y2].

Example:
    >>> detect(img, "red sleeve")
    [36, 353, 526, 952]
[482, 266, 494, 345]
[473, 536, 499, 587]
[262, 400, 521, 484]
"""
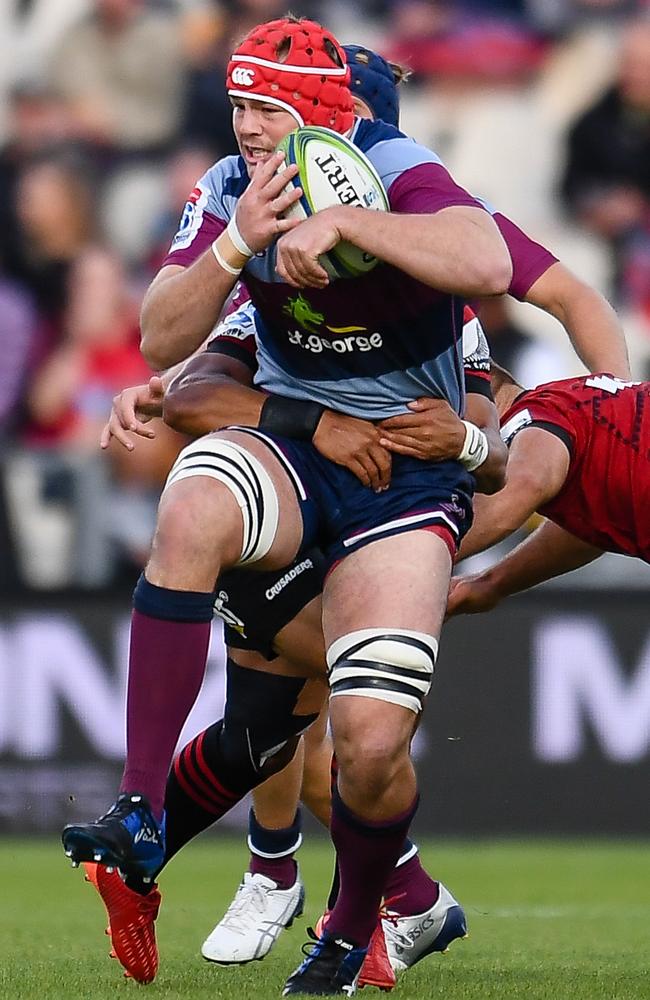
[500, 390, 576, 454]
[494, 212, 558, 300]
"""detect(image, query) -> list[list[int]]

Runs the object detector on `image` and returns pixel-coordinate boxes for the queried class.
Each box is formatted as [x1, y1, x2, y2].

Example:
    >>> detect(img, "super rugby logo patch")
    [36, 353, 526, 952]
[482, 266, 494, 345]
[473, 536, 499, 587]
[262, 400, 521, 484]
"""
[170, 182, 209, 252]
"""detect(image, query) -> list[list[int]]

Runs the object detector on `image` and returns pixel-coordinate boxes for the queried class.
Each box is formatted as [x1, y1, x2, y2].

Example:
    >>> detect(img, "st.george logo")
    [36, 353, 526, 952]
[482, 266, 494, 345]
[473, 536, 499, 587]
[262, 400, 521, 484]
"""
[232, 66, 255, 86]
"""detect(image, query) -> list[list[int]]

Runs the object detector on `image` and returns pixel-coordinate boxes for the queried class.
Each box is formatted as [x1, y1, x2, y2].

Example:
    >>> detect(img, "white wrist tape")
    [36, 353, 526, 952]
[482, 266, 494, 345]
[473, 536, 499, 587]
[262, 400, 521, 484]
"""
[227, 215, 254, 259]
[458, 420, 489, 472]
[211, 240, 242, 276]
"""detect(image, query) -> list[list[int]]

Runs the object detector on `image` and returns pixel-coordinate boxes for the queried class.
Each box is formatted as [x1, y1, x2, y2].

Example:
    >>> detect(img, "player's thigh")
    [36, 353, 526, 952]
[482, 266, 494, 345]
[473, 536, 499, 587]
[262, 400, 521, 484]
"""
[155, 428, 305, 576]
[229, 648, 328, 716]
[273, 596, 326, 677]
[321, 529, 452, 644]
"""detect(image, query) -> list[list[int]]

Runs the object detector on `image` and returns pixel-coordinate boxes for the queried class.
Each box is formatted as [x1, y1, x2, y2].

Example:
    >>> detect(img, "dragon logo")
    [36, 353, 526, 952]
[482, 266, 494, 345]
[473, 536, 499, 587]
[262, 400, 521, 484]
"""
[283, 293, 368, 336]
[283, 293, 325, 334]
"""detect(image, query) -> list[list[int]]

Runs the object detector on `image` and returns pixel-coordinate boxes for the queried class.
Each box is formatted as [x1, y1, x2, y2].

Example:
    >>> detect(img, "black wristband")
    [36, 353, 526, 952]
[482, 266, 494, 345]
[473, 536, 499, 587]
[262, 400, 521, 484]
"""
[258, 395, 325, 441]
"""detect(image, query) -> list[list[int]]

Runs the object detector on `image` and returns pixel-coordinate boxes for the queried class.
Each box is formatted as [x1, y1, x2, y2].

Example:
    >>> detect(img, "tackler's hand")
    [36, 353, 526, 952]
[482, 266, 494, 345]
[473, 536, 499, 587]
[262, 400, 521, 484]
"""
[378, 398, 466, 461]
[313, 409, 392, 492]
[100, 377, 164, 451]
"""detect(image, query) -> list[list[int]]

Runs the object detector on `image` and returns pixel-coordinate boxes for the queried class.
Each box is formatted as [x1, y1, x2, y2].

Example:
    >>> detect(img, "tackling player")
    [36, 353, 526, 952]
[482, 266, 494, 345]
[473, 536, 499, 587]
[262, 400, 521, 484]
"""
[446, 367, 650, 615]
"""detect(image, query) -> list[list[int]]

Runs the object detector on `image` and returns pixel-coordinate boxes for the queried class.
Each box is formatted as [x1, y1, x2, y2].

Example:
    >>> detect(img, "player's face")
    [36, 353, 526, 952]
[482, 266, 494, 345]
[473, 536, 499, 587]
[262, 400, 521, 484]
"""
[231, 98, 298, 177]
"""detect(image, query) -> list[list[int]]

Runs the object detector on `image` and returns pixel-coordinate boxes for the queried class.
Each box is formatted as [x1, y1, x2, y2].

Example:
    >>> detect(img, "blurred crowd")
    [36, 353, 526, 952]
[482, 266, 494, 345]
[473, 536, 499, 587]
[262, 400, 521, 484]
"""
[1, 0, 649, 590]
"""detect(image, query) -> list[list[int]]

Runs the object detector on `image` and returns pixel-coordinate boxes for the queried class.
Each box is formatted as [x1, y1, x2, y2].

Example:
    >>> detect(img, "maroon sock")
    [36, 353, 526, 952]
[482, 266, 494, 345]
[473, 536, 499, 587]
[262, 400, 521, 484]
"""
[119, 609, 211, 818]
[249, 855, 298, 889]
[327, 789, 418, 948]
[383, 852, 439, 915]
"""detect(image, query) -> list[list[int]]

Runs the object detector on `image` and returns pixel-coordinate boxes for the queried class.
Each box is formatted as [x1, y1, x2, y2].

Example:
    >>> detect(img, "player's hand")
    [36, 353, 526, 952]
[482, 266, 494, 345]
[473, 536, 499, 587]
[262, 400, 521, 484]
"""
[235, 153, 304, 252]
[446, 573, 501, 617]
[275, 208, 343, 288]
[313, 409, 392, 492]
[100, 377, 164, 451]
[378, 398, 465, 461]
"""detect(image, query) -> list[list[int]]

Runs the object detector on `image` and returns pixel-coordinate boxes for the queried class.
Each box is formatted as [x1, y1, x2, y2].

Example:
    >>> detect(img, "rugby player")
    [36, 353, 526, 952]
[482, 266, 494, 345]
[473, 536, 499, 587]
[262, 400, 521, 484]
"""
[62, 15, 517, 995]
[92, 302, 498, 988]
[67, 31, 628, 992]
[446, 367, 650, 615]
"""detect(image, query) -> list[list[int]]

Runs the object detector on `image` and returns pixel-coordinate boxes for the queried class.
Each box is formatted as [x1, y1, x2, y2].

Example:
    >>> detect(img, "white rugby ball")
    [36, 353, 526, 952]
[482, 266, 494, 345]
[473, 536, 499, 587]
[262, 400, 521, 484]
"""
[276, 126, 389, 280]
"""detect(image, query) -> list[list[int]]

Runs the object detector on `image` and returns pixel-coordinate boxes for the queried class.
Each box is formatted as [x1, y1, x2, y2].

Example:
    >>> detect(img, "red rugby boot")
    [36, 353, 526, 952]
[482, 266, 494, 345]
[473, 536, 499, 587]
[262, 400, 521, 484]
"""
[83, 862, 161, 983]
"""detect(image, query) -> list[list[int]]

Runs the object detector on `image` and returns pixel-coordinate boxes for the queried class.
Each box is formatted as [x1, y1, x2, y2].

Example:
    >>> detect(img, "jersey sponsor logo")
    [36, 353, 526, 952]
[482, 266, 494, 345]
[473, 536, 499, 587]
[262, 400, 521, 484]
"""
[282, 293, 380, 354]
[265, 558, 314, 600]
[287, 328, 383, 354]
[500, 407, 532, 444]
[461, 317, 491, 372]
[283, 293, 325, 334]
[585, 375, 641, 395]
[213, 590, 247, 636]
[209, 305, 258, 344]
[170, 182, 209, 252]
[232, 66, 255, 86]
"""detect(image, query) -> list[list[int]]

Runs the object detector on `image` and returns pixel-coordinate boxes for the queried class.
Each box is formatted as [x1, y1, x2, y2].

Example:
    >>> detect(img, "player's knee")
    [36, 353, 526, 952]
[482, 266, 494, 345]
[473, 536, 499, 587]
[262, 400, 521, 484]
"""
[221, 658, 320, 784]
[327, 628, 438, 715]
[334, 727, 407, 800]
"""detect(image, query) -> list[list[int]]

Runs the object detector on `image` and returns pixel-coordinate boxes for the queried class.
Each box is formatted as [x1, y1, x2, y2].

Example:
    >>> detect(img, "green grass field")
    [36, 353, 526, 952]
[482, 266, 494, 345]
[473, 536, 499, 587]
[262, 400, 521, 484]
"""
[2, 837, 650, 1000]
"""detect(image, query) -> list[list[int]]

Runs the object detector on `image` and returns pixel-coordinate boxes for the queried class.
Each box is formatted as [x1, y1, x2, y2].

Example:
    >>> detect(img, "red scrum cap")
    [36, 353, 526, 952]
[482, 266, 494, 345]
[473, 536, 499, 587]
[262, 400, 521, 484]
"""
[226, 17, 354, 133]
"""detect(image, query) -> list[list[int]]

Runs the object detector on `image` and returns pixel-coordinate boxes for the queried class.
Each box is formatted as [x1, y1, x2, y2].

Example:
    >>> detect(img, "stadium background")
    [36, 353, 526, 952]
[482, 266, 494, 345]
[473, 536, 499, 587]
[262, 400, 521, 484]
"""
[1, 0, 650, 839]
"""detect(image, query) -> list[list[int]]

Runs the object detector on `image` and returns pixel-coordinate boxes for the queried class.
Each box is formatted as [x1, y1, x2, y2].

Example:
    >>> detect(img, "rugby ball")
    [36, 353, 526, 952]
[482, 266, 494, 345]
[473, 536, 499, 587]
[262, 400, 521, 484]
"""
[276, 126, 389, 280]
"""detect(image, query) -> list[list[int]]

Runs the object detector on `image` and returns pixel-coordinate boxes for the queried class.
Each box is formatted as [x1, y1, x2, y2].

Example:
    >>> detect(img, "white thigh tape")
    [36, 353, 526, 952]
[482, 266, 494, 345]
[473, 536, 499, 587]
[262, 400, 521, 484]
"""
[327, 628, 438, 714]
[164, 437, 279, 564]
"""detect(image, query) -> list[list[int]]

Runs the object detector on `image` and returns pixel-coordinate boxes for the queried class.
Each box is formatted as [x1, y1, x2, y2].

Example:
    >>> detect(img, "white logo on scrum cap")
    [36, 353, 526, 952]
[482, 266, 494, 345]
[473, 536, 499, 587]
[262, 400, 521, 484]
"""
[232, 66, 255, 86]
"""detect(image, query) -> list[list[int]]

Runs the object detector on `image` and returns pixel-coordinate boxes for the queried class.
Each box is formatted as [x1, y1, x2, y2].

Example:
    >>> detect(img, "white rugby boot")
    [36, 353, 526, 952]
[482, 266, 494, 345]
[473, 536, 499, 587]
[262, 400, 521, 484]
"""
[201, 870, 305, 964]
[382, 882, 467, 973]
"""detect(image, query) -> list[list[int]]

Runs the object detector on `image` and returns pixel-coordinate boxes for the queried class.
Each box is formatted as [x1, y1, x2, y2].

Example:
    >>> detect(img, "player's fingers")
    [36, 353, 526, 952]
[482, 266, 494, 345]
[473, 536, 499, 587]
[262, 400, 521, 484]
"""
[263, 158, 299, 193]
[276, 250, 303, 287]
[368, 444, 392, 490]
[378, 436, 423, 458]
[347, 458, 372, 489]
[379, 412, 433, 430]
[113, 394, 139, 430]
[273, 186, 303, 216]
[149, 375, 165, 398]
[275, 215, 303, 235]
[287, 249, 329, 288]
[102, 419, 134, 452]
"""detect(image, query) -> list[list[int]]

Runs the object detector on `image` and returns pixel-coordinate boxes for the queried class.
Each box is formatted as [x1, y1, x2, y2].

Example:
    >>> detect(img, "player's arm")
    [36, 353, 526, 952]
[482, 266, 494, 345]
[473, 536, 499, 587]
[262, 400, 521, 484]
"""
[525, 261, 630, 379]
[495, 211, 630, 378]
[276, 204, 512, 296]
[140, 154, 302, 369]
[377, 392, 507, 494]
[163, 352, 259, 434]
[163, 352, 395, 492]
[456, 426, 571, 559]
[447, 520, 603, 616]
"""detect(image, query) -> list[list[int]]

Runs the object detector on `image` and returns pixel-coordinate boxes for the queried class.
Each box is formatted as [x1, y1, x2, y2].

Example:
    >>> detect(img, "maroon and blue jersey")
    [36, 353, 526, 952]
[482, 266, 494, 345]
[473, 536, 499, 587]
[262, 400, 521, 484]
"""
[165, 119, 493, 419]
[165, 119, 556, 421]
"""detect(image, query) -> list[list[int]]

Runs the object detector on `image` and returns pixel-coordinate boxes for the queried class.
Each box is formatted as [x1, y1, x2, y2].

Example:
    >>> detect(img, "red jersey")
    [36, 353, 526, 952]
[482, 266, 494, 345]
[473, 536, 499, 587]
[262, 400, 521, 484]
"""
[500, 374, 650, 560]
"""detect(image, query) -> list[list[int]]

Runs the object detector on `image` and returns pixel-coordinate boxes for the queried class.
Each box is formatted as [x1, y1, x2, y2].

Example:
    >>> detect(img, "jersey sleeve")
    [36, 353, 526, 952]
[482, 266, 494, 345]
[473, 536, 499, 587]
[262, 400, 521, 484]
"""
[358, 124, 488, 215]
[205, 298, 258, 373]
[500, 389, 576, 455]
[461, 307, 492, 398]
[388, 161, 489, 215]
[494, 212, 558, 300]
[161, 159, 243, 268]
